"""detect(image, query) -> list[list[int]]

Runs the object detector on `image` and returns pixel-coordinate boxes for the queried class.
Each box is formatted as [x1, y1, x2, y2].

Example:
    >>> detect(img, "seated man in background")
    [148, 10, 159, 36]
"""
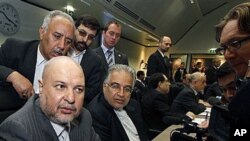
[0, 56, 100, 141]
[206, 61, 236, 105]
[174, 62, 187, 83]
[87, 64, 148, 141]
[141, 73, 195, 132]
[198, 62, 236, 141]
[170, 72, 208, 115]
[0, 10, 75, 122]
[131, 70, 146, 101]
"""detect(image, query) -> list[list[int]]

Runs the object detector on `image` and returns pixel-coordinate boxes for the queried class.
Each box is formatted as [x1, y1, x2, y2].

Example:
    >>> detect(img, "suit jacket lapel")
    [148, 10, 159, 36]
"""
[34, 96, 59, 141]
[96, 47, 109, 70]
[20, 41, 39, 83]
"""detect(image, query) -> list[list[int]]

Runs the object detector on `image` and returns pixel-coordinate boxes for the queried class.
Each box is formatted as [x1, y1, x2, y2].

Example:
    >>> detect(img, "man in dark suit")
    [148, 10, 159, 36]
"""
[93, 20, 128, 74]
[215, 3, 250, 139]
[174, 62, 187, 82]
[135, 70, 146, 91]
[0, 56, 100, 141]
[131, 70, 146, 101]
[170, 72, 208, 115]
[147, 36, 172, 80]
[205, 58, 221, 85]
[141, 73, 195, 133]
[68, 15, 103, 105]
[87, 64, 148, 141]
[0, 10, 75, 122]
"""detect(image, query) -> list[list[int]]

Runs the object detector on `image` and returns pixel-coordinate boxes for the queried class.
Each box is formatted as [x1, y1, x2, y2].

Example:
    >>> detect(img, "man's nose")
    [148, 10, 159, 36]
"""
[64, 89, 75, 104]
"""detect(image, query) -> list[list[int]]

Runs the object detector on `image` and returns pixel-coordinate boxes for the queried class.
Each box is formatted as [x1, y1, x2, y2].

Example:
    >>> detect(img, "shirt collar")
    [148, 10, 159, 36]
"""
[68, 47, 86, 57]
[50, 121, 71, 136]
[157, 49, 165, 57]
[101, 44, 114, 53]
[37, 44, 47, 66]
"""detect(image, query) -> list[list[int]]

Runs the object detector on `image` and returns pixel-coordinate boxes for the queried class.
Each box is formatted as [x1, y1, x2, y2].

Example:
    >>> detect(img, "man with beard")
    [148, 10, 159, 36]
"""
[0, 56, 100, 141]
[147, 36, 172, 81]
[68, 15, 103, 105]
[0, 10, 75, 122]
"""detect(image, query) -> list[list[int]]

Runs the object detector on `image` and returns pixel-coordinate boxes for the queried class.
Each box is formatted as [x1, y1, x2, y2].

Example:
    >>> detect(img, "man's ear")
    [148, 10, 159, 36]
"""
[38, 80, 43, 95]
[39, 27, 46, 40]
[158, 81, 162, 88]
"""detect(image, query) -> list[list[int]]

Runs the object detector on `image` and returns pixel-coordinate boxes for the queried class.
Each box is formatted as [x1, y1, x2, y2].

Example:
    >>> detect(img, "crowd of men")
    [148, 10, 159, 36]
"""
[1, 2, 250, 140]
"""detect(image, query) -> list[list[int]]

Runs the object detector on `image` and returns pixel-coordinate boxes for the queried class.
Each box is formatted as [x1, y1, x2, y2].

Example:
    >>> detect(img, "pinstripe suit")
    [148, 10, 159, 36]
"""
[0, 95, 100, 141]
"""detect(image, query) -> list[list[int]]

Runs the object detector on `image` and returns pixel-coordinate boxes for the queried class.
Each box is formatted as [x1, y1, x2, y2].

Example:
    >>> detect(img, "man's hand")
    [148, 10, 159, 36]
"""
[7, 71, 34, 99]
[186, 111, 196, 120]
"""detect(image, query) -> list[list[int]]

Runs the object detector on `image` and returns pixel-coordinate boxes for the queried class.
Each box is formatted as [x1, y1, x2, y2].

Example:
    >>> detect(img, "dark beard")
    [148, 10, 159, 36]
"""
[75, 41, 88, 52]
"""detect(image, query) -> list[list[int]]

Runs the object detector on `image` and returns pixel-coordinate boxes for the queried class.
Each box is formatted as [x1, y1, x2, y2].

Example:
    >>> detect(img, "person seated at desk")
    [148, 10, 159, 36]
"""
[141, 73, 195, 132]
[206, 61, 236, 106]
[198, 61, 236, 141]
[170, 72, 208, 115]
[0, 56, 100, 141]
[87, 64, 148, 141]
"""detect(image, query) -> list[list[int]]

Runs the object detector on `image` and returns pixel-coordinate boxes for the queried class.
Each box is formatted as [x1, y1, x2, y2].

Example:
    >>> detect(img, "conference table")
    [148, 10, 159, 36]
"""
[153, 107, 211, 141]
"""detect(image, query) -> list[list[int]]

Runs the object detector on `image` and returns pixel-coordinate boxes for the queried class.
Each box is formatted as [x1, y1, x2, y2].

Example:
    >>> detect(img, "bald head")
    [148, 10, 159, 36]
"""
[39, 56, 85, 124]
[42, 56, 84, 80]
[159, 36, 172, 53]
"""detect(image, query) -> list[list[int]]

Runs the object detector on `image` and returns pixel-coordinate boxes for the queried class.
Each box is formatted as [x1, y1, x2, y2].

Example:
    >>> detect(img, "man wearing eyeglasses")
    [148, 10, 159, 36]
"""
[87, 64, 148, 141]
[68, 15, 103, 105]
[215, 2, 250, 140]
[93, 21, 129, 73]
[147, 36, 172, 81]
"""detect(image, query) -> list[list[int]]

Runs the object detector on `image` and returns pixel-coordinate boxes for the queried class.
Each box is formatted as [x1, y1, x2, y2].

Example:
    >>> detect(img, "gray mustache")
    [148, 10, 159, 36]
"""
[54, 48, 63, 55]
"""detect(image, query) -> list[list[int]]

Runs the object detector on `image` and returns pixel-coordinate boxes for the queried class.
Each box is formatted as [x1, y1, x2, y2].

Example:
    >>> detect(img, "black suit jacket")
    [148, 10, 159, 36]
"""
[205, 66, 218, 85]
[87, 93, 148, 141]
[141, 89, 187, 131]
[79, 48, 103, 105]
[93, 47, 129, 74]
[229, 80, 250, 125]
[0, 95, 100, 141]
[147, 50, 171, 78]
[174, 68, 187, 82]
[170, 86, 206, 115]
[0, 38, 39, 110]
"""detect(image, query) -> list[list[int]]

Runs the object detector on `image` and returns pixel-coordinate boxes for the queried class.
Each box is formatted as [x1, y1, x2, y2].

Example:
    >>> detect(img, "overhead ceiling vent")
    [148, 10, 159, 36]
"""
[139, 18, 156, 30]
[113, 1, 139, 20]
[105, 0, 112, 3]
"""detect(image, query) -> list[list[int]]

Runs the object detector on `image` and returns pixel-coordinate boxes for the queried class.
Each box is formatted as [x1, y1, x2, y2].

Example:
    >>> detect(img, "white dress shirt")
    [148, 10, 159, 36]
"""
[114, 109, 140, 141]
[33, 45, 47, 94]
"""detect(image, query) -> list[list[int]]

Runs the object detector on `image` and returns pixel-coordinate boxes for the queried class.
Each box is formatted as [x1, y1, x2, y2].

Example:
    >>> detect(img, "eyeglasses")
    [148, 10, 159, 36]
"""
[77, 28, 95, 41]
[105, 82, 133, 94]
[217, 36, 250, 55]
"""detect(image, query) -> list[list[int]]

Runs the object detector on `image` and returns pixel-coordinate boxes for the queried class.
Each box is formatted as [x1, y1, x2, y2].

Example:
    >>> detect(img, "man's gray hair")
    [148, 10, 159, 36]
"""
[104, 64, 136, 88]
[41, 10, 75, 31]
[189, 72, 205, 82]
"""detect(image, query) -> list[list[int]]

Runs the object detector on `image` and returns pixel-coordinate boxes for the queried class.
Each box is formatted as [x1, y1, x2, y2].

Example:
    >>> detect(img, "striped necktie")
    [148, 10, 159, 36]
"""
[107, 50, 114, 67]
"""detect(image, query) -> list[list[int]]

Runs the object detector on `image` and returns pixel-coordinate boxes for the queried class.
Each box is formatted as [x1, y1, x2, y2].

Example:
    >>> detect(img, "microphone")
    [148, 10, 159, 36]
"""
[207, 97, 221, 106]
